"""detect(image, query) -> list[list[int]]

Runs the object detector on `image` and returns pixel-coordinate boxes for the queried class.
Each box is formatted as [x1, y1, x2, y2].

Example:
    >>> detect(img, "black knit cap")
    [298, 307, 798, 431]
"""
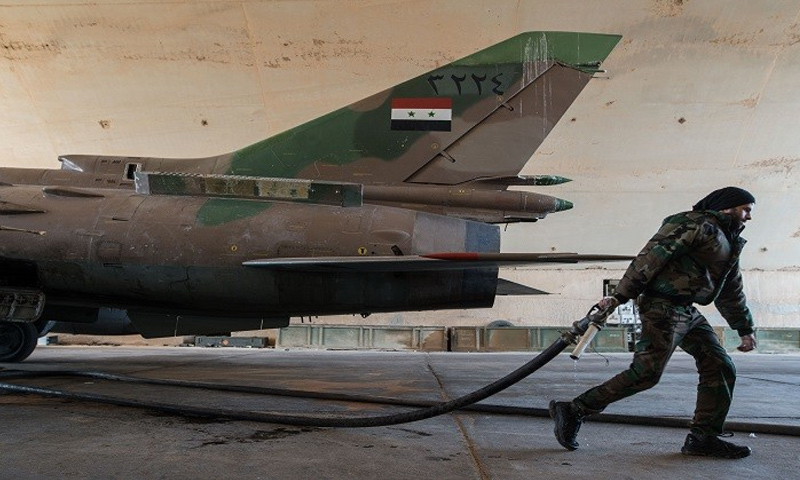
[692, 186, 756, 212]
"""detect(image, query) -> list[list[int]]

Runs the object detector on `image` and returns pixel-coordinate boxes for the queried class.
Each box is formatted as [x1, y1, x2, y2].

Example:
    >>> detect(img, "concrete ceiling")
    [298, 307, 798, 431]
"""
[2, 0, 799, 271]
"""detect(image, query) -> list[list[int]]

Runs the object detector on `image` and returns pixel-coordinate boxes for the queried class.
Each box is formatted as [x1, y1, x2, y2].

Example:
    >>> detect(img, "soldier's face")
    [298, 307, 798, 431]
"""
[721, 203, 754, 226]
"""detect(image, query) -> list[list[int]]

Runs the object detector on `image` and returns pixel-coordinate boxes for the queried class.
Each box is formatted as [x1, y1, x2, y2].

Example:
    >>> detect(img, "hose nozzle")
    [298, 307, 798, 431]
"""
[562, 303, 614, 360]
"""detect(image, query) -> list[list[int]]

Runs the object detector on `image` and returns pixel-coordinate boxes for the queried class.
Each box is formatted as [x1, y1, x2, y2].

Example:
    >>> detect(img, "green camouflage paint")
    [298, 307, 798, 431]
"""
[229, 32, 620, 177]
[204, 32, 620, 225]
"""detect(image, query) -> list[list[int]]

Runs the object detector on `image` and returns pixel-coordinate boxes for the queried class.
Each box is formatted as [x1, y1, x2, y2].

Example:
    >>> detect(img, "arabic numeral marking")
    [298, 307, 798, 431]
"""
[426, 72, 504, 95]
[427, 75, 444, 95]
[491, 73, 504, 95]
[450, 74, 466, 95]
[471, 74, 487, 95]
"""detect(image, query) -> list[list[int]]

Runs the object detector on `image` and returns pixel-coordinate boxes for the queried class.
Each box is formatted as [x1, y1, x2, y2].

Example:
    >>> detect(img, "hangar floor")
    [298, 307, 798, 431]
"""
[2, 347, 798, 479]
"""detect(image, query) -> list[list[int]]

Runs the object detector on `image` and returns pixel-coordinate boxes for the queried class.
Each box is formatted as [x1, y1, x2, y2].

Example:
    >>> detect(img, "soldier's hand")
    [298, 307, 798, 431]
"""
[598, 296, 620, 311]
[737, 333, 757, 352]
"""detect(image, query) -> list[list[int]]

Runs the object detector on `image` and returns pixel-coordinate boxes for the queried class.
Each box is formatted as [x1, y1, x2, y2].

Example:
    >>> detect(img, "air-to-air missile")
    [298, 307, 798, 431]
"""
[363, 176, 573, 224]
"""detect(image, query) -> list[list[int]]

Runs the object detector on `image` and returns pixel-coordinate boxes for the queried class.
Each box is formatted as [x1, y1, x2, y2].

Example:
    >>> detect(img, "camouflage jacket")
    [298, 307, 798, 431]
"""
[615, 210, 754, 336]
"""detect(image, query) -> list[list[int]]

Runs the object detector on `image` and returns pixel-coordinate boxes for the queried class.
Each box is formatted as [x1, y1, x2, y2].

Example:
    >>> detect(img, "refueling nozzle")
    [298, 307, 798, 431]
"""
[561, 303, 615, 360]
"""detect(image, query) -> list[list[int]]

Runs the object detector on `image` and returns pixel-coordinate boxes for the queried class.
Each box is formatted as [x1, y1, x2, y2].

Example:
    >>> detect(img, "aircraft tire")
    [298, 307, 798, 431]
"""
[0, 322, 38, 363]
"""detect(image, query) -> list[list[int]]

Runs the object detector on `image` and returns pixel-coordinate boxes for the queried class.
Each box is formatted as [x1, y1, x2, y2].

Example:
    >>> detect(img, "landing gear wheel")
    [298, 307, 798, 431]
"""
[0, 322, 37, 363]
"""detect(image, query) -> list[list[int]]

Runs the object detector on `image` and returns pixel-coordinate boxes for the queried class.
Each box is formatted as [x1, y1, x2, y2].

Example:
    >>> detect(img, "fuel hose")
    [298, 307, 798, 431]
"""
[0, 322, 584, 428]
[1, 307, 797, 436]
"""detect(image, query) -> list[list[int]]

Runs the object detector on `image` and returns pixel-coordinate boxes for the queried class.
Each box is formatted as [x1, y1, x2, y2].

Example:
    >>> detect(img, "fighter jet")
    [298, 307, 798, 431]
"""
[0, 31, 623, 362]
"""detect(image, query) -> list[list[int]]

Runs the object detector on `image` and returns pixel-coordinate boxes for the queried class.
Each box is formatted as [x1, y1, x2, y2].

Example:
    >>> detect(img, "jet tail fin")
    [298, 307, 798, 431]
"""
[47, 33, 621, 225]
[227, 32, 621, 186]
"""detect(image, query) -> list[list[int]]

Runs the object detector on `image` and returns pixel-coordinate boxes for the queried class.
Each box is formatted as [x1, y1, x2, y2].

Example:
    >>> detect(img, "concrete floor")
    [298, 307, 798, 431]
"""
[1, 346, 798, 479]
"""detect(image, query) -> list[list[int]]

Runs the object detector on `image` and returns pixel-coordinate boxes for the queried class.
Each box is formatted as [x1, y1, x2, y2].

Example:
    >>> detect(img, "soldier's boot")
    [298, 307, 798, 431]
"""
[549, 400, 584, 451]
[681, 432, 751, 459]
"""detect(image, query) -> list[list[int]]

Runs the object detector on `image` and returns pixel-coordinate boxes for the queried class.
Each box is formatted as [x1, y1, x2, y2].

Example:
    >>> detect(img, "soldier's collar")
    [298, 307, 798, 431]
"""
[705, 210, 745, 236]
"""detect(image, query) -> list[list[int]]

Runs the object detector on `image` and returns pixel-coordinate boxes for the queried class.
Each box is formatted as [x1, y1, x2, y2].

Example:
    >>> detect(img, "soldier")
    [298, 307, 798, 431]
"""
[550, 186, 757, 459]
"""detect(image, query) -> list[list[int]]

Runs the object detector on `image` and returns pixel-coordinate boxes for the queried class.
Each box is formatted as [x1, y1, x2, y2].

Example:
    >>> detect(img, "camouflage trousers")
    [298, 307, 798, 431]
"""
[573, 296, 736, 435]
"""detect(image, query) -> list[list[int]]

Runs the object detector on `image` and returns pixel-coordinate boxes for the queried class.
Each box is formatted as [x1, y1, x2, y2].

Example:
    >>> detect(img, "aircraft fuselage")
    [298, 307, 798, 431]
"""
[0, 181, 499, 334]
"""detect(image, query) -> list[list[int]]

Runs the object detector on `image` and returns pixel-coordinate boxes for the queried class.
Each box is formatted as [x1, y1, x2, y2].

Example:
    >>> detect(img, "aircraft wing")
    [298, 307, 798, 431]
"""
[242, 253, 633, 272]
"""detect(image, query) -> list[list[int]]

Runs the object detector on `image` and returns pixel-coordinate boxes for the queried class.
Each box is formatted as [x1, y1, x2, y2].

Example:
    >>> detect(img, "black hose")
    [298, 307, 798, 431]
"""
[4, 305, 796, 437]
[1, 364, 797, 436]
[0, 338, 571, 428]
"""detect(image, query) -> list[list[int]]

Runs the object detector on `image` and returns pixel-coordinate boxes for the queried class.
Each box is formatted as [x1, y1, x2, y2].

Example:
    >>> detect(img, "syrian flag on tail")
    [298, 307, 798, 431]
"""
[391, 98, 452, 131]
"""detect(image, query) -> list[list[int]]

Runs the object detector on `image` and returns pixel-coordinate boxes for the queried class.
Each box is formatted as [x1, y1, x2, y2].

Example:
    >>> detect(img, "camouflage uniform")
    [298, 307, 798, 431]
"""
[573, 210, 754, 436]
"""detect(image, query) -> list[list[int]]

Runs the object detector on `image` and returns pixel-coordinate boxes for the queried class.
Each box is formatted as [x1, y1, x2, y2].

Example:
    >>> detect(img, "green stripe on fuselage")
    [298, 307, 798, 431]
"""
[197, 198, 273, 226]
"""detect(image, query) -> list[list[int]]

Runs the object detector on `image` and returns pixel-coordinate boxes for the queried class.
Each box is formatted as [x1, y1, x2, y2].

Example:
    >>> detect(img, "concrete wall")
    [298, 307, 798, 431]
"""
[2, 0, 800, 329]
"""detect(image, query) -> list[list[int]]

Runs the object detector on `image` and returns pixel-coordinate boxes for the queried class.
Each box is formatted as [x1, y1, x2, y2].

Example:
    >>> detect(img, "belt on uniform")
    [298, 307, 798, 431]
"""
[642, 291, 693, 307]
